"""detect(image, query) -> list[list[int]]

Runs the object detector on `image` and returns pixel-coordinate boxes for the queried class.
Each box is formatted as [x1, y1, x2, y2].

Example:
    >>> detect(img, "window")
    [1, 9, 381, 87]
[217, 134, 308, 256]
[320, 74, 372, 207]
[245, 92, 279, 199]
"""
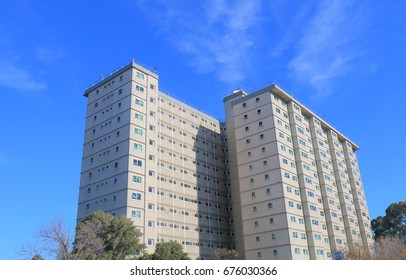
[257, 252, 262, 258]
[258, 121, 263, 127]
[293, 232, 298, 238]
[242, 103, 247, 108]
[133, 159, 142, 166]
[136, 71, 145, 80]
[273, 249, 278, 256]
[269, 218, 274, 224]
[251, 192, 256, 198]
[266, 188, 271, 195]
[135, 113, 143, 120]
[133, 176, 142, 183]
[268, 202, 273, 209]
[148, 221, 154, 228]
[135, 99, 144, 106]
[244, 114, 248, 120]
[132, 192, 141, 200]
[148, 203, 154, 210]
[134, 127, 143, 136]
[131, 210, 141, 218]
[255, 236, 260, 242]
[256, 97, 260, 102]
[134, 143, 143, 151]
[295, 248, 300, 254]
[136, 85, 144, 93]
[257, 109, 261, 115]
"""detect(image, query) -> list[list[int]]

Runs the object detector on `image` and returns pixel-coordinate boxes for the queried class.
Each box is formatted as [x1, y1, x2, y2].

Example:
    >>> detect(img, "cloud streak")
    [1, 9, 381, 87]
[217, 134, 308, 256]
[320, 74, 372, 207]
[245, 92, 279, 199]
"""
[288, 0, 367, 99]
[137, 0, 262, 84]
[0, 60, 46, 91]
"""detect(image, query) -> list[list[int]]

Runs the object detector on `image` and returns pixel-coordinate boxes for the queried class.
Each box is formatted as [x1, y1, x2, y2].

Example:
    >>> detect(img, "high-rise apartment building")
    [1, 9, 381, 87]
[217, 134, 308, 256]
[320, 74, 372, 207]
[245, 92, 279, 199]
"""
[77, 60, 374, 260]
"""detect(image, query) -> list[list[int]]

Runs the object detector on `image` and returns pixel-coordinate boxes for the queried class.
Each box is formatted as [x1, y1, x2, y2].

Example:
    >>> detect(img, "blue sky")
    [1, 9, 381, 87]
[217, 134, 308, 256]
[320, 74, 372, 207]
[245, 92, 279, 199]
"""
[0, 0, 405, 259]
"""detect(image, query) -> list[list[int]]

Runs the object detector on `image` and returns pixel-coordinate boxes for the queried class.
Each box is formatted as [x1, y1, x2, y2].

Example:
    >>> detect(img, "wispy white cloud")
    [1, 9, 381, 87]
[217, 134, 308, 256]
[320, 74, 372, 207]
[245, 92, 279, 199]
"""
[36, 46, 66, 63]
[137, 0, 262, 84]
[288, 0, 367, 99]
[0, 60, 46, 91]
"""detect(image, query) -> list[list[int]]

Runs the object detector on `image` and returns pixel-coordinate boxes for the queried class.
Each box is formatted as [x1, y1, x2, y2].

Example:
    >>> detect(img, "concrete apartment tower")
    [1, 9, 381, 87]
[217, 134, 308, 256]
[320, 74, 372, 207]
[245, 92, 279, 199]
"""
[77, 60, 232, 259]
[223, 85, 374, 259]
[78, 60, 374, 260]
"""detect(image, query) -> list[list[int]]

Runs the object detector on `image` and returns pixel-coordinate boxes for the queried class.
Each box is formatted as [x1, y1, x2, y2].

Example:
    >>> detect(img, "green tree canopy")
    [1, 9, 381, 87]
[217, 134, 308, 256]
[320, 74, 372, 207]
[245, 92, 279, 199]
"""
[148, 242, 190, 260]
[371, 201, 406, 240]
[211, 248, 239, 260]
[72, 211, 145, 259]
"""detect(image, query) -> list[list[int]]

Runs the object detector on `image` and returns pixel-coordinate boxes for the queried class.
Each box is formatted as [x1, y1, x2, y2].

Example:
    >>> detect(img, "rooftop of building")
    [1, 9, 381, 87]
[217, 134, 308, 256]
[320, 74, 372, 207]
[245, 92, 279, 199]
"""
[224, 84, 359, 151]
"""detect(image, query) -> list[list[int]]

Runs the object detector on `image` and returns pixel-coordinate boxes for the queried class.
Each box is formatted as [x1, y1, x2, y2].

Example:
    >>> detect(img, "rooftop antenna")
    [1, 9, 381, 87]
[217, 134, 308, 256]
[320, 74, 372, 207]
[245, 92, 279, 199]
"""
[98, 74, 104, 79]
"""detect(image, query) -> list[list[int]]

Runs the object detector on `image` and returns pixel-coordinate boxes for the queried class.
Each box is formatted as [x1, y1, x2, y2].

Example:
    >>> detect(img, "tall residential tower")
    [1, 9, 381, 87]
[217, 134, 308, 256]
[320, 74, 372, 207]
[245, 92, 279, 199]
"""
[77, 60, 374, 259]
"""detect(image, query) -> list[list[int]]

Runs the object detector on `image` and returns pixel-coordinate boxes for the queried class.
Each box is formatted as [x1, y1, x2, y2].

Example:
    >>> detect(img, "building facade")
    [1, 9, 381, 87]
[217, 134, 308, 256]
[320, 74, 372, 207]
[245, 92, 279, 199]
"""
[77, 60, 374, 260]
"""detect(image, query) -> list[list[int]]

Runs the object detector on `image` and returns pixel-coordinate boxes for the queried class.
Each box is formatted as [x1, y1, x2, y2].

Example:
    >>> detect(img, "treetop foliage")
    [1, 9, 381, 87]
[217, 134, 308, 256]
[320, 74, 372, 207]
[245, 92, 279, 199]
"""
[138, 242, 190, 260]
[371, 201, 406, 240]
[72, 211, 145, 260]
